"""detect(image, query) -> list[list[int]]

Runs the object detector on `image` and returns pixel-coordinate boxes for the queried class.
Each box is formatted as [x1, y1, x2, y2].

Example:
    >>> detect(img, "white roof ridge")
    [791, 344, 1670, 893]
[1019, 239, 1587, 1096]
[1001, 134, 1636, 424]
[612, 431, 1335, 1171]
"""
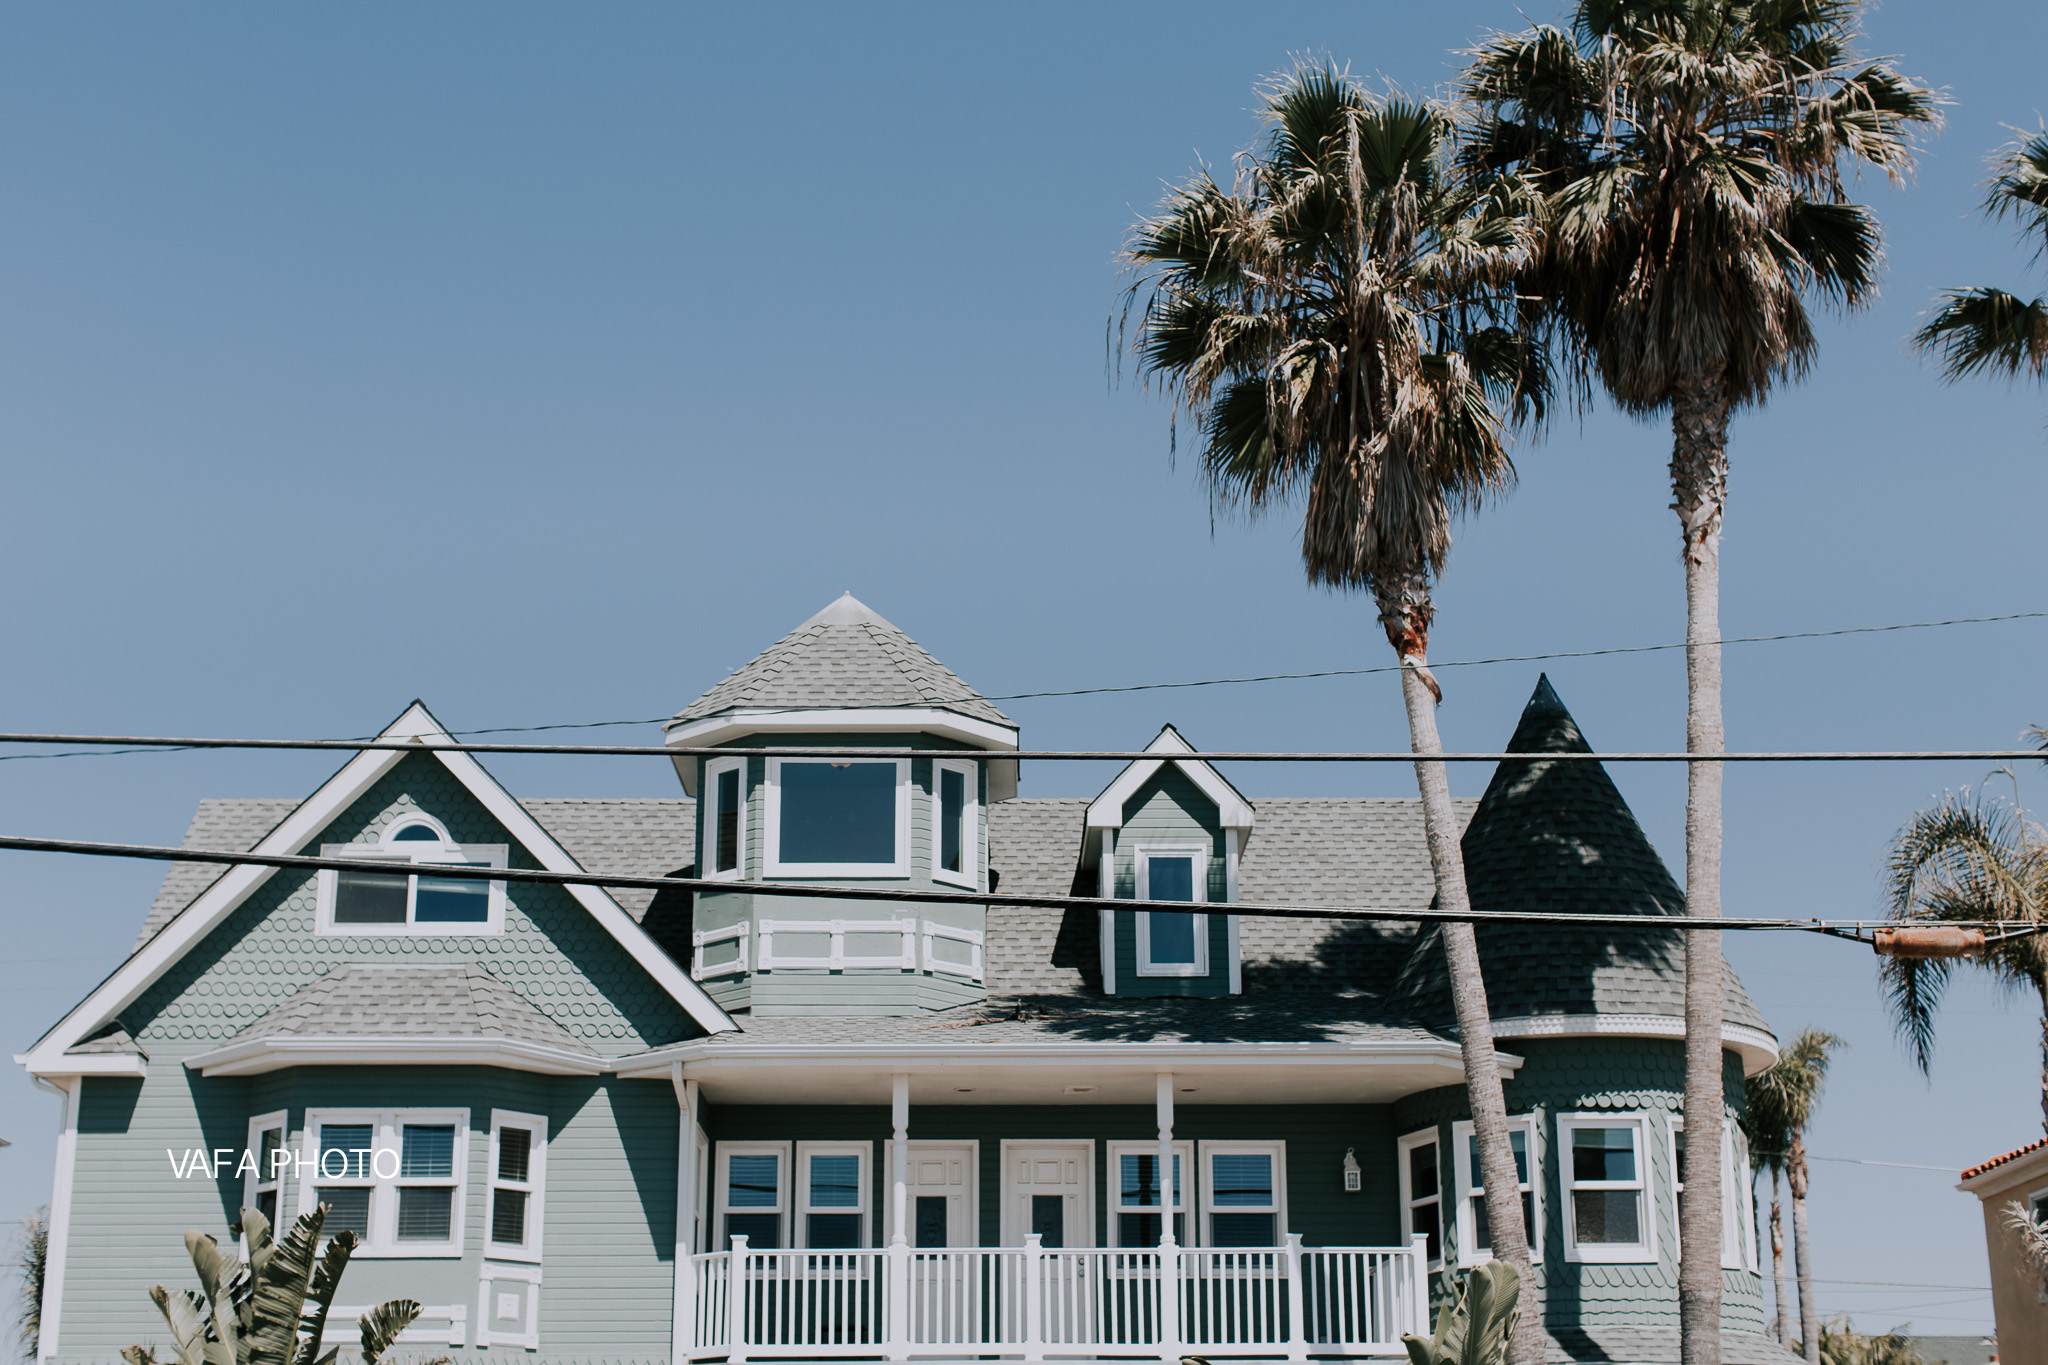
[796, 591, 903, 633]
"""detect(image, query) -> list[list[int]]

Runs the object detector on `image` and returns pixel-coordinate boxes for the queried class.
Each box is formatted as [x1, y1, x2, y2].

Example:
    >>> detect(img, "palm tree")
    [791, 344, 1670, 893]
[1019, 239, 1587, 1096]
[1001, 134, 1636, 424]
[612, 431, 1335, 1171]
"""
[1456, 7, 1937, 1361]
[8, 1209, 45, 1364]
[1739, 1086, 1794, 1345]
[1119, 65, 1550, 1361]
[1747, 1027, 1846, 1360]
[1913, 127, 2048, 389]
[1885, 785, 2048, 1131]
[1818, 1317, 1930, 1365]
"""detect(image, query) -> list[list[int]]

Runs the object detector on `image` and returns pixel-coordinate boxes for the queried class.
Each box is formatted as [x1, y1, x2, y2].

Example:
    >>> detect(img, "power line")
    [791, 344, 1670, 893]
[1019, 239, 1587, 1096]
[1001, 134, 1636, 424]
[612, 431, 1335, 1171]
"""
[0, 831, 2032, 939]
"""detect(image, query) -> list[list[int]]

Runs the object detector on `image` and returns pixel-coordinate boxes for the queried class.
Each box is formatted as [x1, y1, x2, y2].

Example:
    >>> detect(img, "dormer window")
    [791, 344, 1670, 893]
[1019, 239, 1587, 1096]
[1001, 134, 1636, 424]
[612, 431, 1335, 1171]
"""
[1135, 845, 1208, 976]
[765, 758, 910, 877]
[317, 815, 509, 935]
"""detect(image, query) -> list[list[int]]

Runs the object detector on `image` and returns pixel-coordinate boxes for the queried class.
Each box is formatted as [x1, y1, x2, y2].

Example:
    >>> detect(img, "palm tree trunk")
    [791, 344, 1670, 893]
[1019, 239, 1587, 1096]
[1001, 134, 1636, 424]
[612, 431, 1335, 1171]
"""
[1381, 578, 1543, 1365]
[1671, 380, 1730, 1365]
[1769, 1172, 1789, 1345]
[1788, 1135, 1818, 1359]
[2036, 983, 2048, 1136]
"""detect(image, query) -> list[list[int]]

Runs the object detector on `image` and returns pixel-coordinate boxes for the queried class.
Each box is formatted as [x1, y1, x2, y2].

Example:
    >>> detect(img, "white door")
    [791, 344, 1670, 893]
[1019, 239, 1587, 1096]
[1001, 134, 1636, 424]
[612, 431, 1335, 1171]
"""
[1002, 1142, 1093, 1248]
[889, 1143, 980, 1347]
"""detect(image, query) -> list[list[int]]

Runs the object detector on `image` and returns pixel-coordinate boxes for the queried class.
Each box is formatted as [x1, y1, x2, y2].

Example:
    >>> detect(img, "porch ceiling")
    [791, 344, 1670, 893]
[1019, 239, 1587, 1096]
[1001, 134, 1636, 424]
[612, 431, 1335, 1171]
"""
[621, 1040, 1516, 1106]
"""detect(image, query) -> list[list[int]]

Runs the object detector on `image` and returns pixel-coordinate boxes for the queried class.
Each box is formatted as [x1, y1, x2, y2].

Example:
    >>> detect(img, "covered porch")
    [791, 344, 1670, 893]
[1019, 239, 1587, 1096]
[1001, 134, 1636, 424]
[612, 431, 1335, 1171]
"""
[620, 1029, 1514, 1360]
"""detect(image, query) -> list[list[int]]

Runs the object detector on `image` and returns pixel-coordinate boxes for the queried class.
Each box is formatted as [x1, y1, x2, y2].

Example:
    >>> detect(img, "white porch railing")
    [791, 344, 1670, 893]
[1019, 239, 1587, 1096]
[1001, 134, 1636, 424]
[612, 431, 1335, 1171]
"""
[685, 1234, 1428, 1362]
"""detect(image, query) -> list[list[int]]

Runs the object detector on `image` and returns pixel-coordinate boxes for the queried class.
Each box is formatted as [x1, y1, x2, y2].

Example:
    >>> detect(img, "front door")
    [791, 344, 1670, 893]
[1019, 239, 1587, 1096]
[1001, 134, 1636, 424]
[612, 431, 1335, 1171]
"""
[890, 1142, 980, 1348]
[1002, 1141, 1093, 1248]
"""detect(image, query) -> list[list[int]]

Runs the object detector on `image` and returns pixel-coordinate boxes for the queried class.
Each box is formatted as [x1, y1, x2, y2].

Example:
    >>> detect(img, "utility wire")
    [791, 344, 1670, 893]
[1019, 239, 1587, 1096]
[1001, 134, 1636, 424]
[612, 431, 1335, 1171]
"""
[0, 610, 2041, 763]
[0, 832, 2034, 939]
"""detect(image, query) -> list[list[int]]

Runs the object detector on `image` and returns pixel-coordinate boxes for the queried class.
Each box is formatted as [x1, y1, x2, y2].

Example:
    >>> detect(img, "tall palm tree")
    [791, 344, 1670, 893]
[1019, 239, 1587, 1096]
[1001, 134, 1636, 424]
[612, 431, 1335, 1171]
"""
[1747, 1027, 1846, 1360]
[1120, 66, 1550, 1361]
[1913, 127, 2048, 389]
[1457, 7, 1937, 1361]
[1739, 1084, 1794, 1345]
[1885, 785, 2048, 1131]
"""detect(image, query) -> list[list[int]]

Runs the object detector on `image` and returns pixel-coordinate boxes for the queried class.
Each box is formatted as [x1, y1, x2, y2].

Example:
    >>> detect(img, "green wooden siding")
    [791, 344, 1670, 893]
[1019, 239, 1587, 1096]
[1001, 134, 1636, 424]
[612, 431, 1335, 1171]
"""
[47, 754, 698, 1363]
[1392, 1039, 1764, 1334]
[1110, 768, 1232, 998]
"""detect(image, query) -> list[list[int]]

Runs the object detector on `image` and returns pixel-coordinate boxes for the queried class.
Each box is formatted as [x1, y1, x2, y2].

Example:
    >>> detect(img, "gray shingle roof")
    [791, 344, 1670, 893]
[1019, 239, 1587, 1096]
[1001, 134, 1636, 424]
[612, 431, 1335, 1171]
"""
[675, 594, 1013, 727]
[136, 798, 301, 949]
[1382, 676, 1769, 1034]
[65, 1024, 145, 1057]
[226, 962, 595, 1055]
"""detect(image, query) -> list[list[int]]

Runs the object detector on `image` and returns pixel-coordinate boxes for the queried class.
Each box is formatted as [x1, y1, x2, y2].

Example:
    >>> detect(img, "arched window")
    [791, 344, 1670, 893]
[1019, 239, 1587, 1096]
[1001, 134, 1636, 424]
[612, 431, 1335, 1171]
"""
[316, 813, 508, 934]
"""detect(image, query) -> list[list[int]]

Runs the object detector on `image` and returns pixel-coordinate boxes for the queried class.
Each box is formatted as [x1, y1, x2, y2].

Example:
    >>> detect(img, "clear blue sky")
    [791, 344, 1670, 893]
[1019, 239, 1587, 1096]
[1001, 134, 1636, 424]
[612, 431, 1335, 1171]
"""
[2, 0, 2043, 1338]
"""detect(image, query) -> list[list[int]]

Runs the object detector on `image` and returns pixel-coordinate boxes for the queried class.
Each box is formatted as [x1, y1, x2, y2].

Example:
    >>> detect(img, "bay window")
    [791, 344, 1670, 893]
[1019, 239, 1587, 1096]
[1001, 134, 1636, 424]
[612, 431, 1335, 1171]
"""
[297, 1109, 468, 1256]
[765, 758, 909, 876]
[1451, 1116, 1541, 1266]
[1397, 1127, 1442, 1266]
[932, 758, 978, 887]
[245, 1111, 287, 1230]
[718, 1142, 791, 1248]
[1559, 1113, 1654, 1263]
[1671, 1116, 1756, 1271]
[486, 1110, 548, 1262]
[704, 756, 748, 879]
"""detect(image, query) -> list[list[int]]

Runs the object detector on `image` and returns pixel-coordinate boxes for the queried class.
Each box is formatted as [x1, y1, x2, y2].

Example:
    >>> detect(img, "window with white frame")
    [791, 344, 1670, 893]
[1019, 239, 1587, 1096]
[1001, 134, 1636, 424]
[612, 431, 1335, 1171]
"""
[704, 755, 748, 880]
[486, 1110, 547, 1262]
[317, 815, 507, 934]
[1452, 1116, 1541, 1267]
[765, 758, 910, 876]
[245, 1111, 288, 1230]
[1202, 1142, 1284, 1248]
[1108, 1141, 1192, 1247]
[796, 1142, 870, 1248]
[1135, 845, 1209, 977]
[1559, 1113, 1653, 1262]
[298, 1109, 468, 1256]
[1671, 1116, 1754, 1271]
[717, 1142, 791, 1248]
[932, 759, 978, 888]
[1397, 1128, 1442, 1266]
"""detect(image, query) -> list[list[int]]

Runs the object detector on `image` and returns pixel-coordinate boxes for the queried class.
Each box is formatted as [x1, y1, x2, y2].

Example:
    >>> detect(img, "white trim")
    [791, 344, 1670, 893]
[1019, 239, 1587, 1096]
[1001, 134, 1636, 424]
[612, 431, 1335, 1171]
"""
[27, 1054, 147, 1078]
[883, 1139, 980, 1247]
[691, 923, 751, 980]
[1133, 844, 1211, 978]
[485, 1110, 548, 1263]
[1107, 1139, 1193, 1247]
[1450, 1116, 1542, 1268]
[795, 1141, 873, 1248]
[336, 1302, 469, 1349]
[763, 756, 911, 877]
[759, 917, 919, 971]
[17, 702, 732, 1077]
[1557, 1112, 1655, 1264]
[667, 710, 1020, 801]
[245, 1110, 290, 1232]
[475, 1261, 542, 1350]
[999, 1139, 1095, 1248]
[1224, 833, 1242, 996]
[931, 757, 981, 889]
[717, 1140, 794, 1249]
[313, 839, 509, 936]
[1396, 1127, 1443, 1271]
[1198, 1139, 1286, 1248]
[672, 1068, 699, 1364]
[187, 1036, 605, 1077]
[1487, 1014, 1779, 1076]
[1085, 725, 1254, 832]
[1098, 828, 1116, 995]
[701, 754, 750, 880]
[920, 919, 985, 982]
[35, 1079, 77, 1362]
[297, 1108, 470, 1258]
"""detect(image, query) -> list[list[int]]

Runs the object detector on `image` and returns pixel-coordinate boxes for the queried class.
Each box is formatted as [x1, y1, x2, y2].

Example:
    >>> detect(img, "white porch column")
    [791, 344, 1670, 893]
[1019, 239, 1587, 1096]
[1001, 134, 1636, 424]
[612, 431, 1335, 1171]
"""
[1154, 1071, 1181, 1362]
[886, 1073, 911, 1360]
[670, 1065, 699, 1365]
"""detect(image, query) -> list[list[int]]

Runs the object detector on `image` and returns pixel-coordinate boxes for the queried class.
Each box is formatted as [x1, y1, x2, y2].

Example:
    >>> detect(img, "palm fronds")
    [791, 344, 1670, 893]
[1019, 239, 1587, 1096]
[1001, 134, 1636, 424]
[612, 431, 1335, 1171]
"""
[1818, 1317, 1931, 1365]
[1913, 126, 2048, 390]
[8, 1209, 46, 1364]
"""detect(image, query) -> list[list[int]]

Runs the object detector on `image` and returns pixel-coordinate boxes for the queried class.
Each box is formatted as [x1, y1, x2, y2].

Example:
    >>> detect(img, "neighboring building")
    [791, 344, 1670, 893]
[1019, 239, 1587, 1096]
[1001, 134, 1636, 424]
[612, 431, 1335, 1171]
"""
[17, 594, 1790, 1365]
[1961, 1138, 2048, 1365]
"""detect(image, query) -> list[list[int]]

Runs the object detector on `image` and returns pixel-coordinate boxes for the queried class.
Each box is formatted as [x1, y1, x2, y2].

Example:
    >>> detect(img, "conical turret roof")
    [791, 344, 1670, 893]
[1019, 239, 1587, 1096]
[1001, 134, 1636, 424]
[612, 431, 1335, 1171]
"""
[676, 593, 1013, 728]
[1383, 676, 1770, 1039]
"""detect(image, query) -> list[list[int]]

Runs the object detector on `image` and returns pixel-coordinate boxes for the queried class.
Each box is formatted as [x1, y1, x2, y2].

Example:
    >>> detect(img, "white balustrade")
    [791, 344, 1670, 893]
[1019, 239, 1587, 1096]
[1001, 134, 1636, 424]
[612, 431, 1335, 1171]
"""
[683, 1236, 1423, 1361]
[696, 918, 988, 983]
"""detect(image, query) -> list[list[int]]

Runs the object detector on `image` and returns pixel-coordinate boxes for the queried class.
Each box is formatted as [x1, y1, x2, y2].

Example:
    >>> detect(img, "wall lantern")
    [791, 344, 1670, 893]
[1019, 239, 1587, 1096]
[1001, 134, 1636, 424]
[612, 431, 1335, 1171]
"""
[1342, 1147, 1362, 1193]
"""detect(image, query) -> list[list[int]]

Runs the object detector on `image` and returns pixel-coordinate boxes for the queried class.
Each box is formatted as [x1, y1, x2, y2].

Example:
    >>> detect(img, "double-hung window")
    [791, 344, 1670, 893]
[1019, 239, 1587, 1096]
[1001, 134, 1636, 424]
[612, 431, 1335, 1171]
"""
[932, 759, 979, 888]
[1671, 1117, 1754, 1271]
[1202, 1142, 1283, 1248]
[765, 758, 910, 877]
[1397, 1128, 1443, 1266]
[298, 1109, 468, 1256]
[1135, 845, 1208, 977]
[718, 1142, 791, 1248]
[245, 1111, 288, 1231]
[1451, 1117, 1541, 1267]
[1559, 1113, 1654, 1263]
[486, 1111, 548, 1262]
[796, 1142, 870, 1248]
[318, 816, 507, 934]
[704, 756, 748, 880]
[1108, 1141, 1191, 1247]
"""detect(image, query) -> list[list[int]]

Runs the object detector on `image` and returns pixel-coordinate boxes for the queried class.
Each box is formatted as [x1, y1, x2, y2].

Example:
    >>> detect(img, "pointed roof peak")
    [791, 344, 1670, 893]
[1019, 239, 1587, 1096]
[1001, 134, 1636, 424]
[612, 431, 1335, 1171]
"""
[1506, 672, 1592, 756]
[795, 591, 903, 634]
